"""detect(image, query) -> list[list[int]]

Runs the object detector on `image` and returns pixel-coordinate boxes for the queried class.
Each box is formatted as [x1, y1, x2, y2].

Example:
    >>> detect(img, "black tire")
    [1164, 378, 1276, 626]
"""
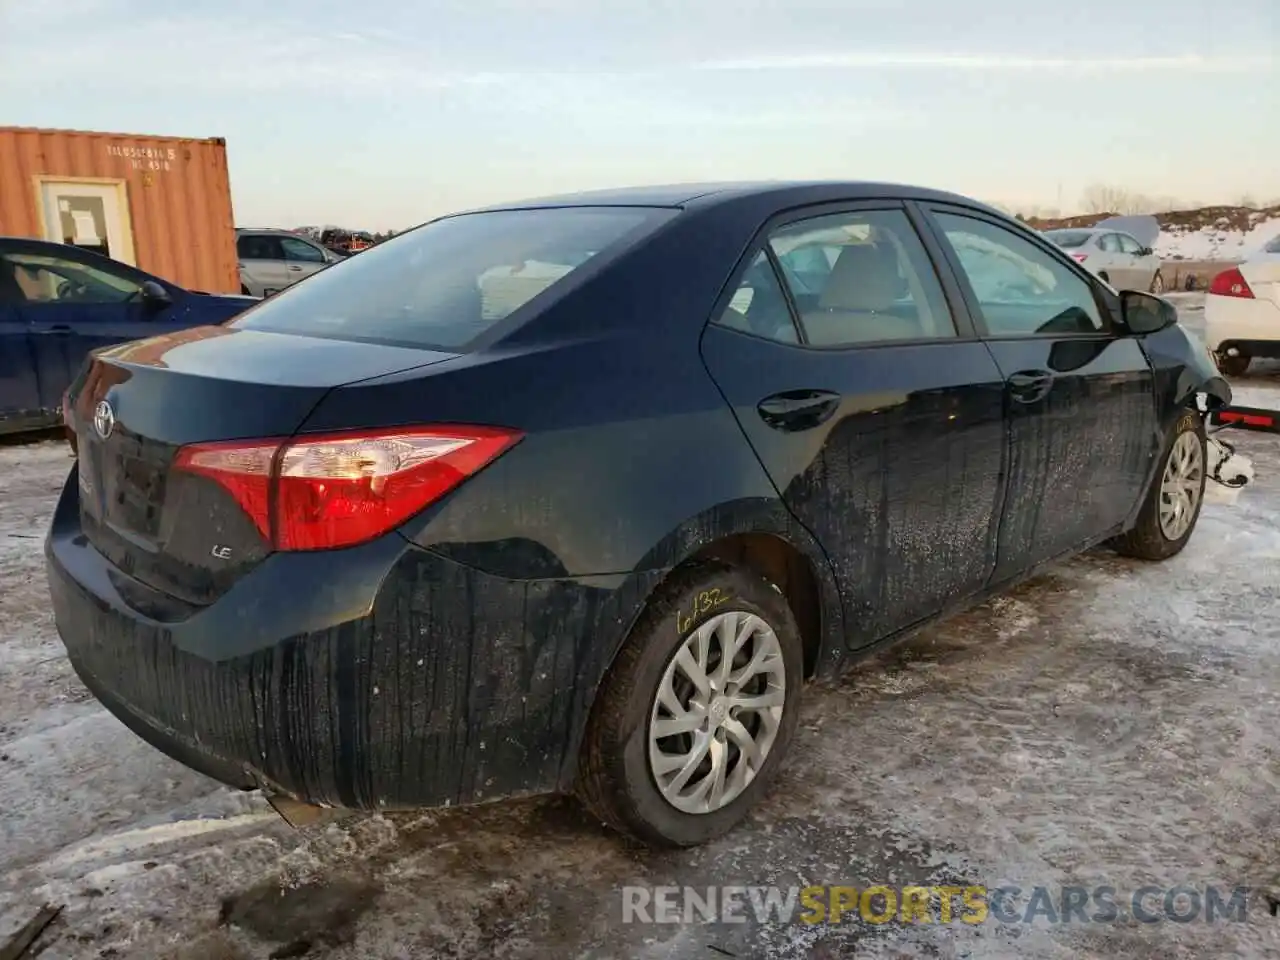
[1215, 352, 1250, 377]
[1112, 411, 1207, 561]
[1098, 271, 1110, 284]
[241, 284, 252, 296]
[575, 561, 804, 847]
[1150, 271, 1165, 294]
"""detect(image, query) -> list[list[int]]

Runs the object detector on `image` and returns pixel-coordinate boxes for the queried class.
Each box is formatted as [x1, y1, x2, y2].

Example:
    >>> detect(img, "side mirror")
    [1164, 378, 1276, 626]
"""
[139, 279, 172, 308]
[1120, 290, 1176, 335]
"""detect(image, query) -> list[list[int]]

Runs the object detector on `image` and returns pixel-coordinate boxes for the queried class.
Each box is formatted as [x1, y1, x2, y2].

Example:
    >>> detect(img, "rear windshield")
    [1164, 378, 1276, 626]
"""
[231, 206, 674, 349]
[1043, 230, 1092, 249]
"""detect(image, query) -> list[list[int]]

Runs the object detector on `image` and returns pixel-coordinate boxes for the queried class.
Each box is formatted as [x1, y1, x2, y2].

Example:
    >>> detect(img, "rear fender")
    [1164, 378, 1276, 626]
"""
[552, 496, 846, 790]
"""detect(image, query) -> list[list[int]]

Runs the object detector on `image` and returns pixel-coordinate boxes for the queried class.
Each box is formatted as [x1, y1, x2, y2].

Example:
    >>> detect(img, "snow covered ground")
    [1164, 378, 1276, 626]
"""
[1156, 211, 1280, 261]
[4, 313, 1280, 958]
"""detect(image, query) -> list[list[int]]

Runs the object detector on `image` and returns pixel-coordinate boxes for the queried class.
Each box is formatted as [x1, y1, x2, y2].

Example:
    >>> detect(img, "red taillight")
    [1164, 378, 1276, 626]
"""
[1071, 253, 1088, 262]
[1209, 267, 1254, 299]
[174, 425, 522, 551]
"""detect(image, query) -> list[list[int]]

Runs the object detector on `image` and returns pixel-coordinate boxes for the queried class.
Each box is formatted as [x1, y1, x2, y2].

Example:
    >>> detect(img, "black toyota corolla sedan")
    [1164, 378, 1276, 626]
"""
[48, 182, 1229, 847]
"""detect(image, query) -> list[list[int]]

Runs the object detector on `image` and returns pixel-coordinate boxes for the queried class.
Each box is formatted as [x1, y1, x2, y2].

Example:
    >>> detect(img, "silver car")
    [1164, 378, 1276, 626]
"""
[1042, 224, 1165, 293]
[235, 228, 343, 297]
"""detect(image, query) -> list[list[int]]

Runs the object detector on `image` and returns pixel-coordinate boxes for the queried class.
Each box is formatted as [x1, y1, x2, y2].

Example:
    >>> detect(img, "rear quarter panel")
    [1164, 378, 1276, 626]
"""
[293, 205, 850, 790]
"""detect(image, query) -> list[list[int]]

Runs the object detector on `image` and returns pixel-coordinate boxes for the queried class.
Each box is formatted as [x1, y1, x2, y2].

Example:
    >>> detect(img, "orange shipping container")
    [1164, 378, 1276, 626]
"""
[0, 126, 239, 294]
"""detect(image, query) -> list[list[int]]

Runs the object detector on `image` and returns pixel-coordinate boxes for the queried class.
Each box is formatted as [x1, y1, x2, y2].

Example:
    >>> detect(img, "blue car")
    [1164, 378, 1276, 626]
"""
[0, 237, 257, 434]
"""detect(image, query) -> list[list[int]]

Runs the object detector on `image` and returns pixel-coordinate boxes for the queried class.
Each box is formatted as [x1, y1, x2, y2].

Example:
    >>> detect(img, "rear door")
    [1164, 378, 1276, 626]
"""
[1095, 232, 1126, 286]
[236, 234, 290, 296]
[701, 202, 1008, 649]
[918, 204, 1159, 582]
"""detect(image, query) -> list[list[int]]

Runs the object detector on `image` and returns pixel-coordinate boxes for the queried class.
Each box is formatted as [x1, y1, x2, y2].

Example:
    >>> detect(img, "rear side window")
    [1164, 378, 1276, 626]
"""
[1044, 230, 1091, 249]
[1265, 235, 1280, 254]
[237, 235, 284, 260]
[232, 207, 674, 349]
[714, 251, 799, 343]
[769, 209, 955, 345]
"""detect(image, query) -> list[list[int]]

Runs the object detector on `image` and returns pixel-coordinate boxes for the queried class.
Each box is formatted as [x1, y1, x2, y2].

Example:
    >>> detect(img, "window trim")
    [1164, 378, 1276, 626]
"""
[705, 199, 978, 352]
[915, 203, 1119, 342]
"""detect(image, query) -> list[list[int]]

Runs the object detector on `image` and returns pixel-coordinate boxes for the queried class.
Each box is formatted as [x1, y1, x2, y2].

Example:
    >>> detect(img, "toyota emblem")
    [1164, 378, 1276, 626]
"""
[93, 400, 115, 440]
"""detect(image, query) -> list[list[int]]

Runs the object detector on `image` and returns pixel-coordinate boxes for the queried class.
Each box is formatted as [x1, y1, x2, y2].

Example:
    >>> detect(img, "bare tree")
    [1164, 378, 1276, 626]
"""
[1081, 184, 1131, 215]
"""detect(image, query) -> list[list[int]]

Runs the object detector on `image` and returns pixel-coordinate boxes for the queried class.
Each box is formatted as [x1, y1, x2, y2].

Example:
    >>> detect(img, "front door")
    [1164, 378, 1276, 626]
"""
[919, 205, 1159, 582]
[39, 181, 135, 265]
[0, 293, 39, 423]
[701, 203, 1008, 649]
[279, 235, 331, 286]
[3, 243, 183, 409]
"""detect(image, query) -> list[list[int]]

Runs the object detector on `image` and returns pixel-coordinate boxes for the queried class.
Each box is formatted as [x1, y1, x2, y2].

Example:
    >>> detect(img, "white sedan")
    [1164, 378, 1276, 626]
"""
[1204, 234, 1280, 376]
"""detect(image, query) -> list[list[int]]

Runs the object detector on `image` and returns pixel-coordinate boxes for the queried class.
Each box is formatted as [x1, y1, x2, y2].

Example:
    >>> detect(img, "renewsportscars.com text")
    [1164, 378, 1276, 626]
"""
[621, 884, 1251, 925]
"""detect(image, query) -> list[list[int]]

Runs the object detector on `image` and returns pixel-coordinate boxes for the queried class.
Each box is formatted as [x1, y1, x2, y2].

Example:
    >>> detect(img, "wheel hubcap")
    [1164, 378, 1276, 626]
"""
[648, 610, 786, 815]
[1158, 431, 1204, 540]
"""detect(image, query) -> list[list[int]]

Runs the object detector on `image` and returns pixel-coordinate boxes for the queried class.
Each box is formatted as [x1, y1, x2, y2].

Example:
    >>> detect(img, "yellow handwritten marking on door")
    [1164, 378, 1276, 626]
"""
[676, 589, 732, 634]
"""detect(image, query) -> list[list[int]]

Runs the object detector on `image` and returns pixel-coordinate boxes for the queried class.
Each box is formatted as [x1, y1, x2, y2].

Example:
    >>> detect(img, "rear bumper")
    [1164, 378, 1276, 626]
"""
[46, 465, 657, 810]
[1203, 293, 1280, 353]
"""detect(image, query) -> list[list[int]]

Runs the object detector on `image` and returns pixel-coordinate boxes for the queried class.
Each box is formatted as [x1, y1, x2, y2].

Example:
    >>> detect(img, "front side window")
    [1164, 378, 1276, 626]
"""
[1117, 234, 1144, 255]
[932, 212, 1105, 336]
[768, 209, 955, 346]
[232, 206, 674, 350]
[4, 251, 142, 304]
[280, 237, 327, 263]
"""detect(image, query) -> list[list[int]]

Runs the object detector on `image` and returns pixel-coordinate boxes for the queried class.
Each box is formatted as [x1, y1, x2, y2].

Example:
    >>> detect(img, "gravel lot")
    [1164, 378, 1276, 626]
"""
[3, 295, 1280, 959]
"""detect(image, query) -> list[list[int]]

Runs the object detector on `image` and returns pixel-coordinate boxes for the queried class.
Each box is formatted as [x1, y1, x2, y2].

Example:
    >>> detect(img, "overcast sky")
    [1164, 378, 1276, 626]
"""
[2, 0, 1275, 229]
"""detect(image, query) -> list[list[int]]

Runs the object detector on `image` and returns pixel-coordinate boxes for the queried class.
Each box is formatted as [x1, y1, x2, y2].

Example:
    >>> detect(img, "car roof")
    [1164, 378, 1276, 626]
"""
[236, 227, 311, 235]
[0, 236, 117, 257]
[460, 180, 1005, 216]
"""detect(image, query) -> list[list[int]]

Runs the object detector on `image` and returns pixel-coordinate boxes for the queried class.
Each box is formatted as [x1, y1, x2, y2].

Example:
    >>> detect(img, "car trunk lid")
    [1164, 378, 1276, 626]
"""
[68, 325, 456, 606]
[1239, 254, 1280, 309]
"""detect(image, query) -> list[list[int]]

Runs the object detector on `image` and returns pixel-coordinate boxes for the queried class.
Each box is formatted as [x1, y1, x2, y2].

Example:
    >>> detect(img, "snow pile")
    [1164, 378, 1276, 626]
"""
[1157, 211, 1280, 261]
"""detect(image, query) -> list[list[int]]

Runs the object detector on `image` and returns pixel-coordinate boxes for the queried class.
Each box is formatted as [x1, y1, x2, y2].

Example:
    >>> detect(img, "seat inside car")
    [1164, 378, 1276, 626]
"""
[803, 243, 922, 345]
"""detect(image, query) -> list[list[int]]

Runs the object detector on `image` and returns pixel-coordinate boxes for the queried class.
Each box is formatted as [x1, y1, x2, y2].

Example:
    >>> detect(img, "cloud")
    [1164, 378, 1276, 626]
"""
[0, 16, 513, 95]
[693, 52, 1274, 74]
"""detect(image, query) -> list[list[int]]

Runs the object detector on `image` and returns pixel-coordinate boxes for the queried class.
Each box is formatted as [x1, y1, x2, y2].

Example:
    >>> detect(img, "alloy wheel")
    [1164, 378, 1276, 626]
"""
[1158, 431, 1204, 540]
[648, 611, 786, 814]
